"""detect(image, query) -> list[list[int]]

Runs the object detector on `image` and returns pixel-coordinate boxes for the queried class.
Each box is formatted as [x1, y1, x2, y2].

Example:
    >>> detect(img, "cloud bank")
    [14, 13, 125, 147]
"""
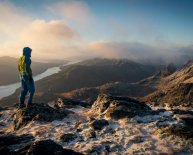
[85, 41, 193, 65]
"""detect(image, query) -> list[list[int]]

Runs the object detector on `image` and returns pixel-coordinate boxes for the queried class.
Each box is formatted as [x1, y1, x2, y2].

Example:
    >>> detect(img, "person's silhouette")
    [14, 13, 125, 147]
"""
[18, 47, 35, 108]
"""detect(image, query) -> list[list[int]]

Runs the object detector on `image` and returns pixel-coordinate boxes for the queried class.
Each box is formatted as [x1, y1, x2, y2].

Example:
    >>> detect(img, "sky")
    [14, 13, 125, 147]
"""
[0, 0, 193, 64]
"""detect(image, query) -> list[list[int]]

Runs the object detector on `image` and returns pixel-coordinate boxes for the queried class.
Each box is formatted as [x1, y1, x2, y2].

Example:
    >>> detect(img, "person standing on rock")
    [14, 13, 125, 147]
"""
[18, 47, 35, 108]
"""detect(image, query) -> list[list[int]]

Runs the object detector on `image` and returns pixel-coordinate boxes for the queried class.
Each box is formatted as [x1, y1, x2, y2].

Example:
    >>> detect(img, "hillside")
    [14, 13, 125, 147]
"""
[36, 58, 158, 93]
[0, 56, 61, 85]
[143, 62, 193, 107]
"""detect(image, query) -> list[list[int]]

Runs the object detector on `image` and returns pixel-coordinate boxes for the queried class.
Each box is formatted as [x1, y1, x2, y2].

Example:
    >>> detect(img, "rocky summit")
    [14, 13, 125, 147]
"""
[0, 94, 193, 154]
[92, 94, 152, 120]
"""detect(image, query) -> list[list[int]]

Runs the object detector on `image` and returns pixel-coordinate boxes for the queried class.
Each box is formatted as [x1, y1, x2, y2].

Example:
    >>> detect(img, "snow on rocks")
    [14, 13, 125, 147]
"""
[0, 94, 193, 154]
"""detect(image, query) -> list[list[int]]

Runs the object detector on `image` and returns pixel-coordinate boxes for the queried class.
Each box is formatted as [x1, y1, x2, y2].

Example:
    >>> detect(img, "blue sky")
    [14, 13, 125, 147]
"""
[8, 0, 193, 44]
[0, 0, 193, 62]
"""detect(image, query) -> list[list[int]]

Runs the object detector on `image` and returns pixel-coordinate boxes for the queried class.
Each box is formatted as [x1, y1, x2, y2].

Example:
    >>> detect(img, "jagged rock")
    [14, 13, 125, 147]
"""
[76, 128, 82, 133]
[82, 129, 96, 139]
[92, 94, 151, 120]
[0, 133, 34, 155]
[60, 133, 77, 142]
[86, 144, 103, 154]
[89, 119, 109, 130]
[175, 114, 193, 126]
[56, 98, 65, 108]
[165, 123, 193, 139]
[158, 112, 193, 140]
[0, 134, 83, 155]
[10, 103, 72, 130]
[86, 130, 96, 138]
[27, 140, 84, 155]
[85, 143, 111, 155]
[55, 98, 89, 108]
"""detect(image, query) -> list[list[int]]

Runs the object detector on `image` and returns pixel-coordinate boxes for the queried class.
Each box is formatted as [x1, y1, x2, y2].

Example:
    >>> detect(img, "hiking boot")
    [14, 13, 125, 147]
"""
[18, 104, 25, 109]
[26, 104, 34, 108]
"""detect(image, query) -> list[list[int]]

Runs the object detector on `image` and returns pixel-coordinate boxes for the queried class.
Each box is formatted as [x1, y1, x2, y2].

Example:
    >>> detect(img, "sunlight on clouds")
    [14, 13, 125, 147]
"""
[20, 20, 80, 47]
[87, 41, 121, 58]
[0, 1, 82, 59]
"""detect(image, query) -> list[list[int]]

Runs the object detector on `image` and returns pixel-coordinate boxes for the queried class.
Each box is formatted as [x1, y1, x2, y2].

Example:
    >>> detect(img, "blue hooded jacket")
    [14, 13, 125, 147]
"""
[22, 47, 32, 79]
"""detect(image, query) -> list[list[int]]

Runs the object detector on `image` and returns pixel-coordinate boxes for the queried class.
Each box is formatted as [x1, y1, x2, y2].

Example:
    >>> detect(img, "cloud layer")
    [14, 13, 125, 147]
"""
[86, 41, 193, 65]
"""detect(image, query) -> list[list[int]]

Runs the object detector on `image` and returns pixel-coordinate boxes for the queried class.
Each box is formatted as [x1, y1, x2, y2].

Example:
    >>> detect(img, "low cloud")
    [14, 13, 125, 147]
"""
[86, 41, 193, 65]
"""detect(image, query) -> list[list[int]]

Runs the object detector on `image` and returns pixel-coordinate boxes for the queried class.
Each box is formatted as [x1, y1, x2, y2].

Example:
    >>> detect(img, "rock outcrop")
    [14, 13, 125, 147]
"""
[55, 98, 89, 108]
[27, 140, 83, 155]
[89, 119, 109, 130]
[92, 94, 152, 120]
[0, 133, 34, 154]
[0, 134, 83, 155]
[9, 103, 72, 130]
[157, 110, 193, 140]
[60, 133, 78, 143]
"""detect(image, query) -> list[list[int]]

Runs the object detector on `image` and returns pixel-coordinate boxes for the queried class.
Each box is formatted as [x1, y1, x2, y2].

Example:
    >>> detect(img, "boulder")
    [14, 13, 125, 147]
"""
[27, 140, 83, 155]
[158, 112, 193, 140]
[165, 123, 193, 139]
[55, 98, 89, 108]
[168, 113, 193, 139]
[0, 134, 83, 155]
[10, 103, 72, 130]
[175, 114, 193, 126]
[85, 130, 96, 138]
[89, 119, 109, 130]
[60, 133, 78, 142]
[92, 94, 151, 120]
[0, 133, 34, 155]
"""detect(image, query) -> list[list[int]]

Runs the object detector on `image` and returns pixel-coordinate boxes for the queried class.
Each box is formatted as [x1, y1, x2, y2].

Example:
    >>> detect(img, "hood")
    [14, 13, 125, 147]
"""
[23, 47, 32, 57]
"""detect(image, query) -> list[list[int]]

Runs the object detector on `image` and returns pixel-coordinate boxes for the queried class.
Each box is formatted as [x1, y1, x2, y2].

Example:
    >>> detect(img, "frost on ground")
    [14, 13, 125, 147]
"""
[0, 104, 193, 155]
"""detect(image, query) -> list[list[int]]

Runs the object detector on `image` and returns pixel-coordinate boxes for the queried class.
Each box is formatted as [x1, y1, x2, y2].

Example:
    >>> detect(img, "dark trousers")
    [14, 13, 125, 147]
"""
[19, 76, 35, 105]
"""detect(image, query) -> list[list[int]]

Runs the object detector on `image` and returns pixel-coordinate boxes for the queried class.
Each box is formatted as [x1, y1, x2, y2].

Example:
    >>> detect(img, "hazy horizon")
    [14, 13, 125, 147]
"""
[0, 0, 193, 64]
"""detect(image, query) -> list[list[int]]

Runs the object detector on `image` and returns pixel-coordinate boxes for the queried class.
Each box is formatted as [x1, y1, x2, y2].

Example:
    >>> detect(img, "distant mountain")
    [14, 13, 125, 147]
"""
[143, 61, 193, 106]
[48, 64, 177, 105]
[0, 56, 61, 85]
[34, 58, 158, 97]
[0, 58, 159, 107]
